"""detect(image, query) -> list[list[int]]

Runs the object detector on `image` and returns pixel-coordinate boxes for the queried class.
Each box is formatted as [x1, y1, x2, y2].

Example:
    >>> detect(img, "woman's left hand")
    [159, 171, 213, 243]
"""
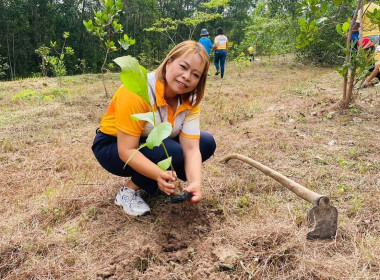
[184, 183, 202, 204]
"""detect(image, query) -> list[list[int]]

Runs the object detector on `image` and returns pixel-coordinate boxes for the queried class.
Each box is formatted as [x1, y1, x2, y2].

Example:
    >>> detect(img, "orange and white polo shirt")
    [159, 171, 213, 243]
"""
[99, 72, 201, 139]
[214, 35, 229, 50]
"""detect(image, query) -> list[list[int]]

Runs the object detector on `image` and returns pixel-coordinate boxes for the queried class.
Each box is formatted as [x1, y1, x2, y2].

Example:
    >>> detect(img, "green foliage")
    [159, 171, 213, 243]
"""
[146, 123, 172, 149]
[237, 195, 250, 208]
[0, 55, 9, 78]
[44, 32, 74, 86]
[83, 0, 135, 95]
[234, 52, 250, 72]
[182, 12, 223, 39]
[35, 45, 51, 77]
[76, 59, 87, 74]
[11, 89, 39, 101]
[335, 46, 374, 87]
[296, 18, 318, 49]
[242, 13, 296, 58]
[294, 0, 350, 65]
[144, 18, 176, 44]
[144, 2, 224, 42]
[83, 0, 135, 53]
[367, 8, 380, 26]
[202, 0, 230, 9]
[11, 88, 68, 102]
[114, 56, 149, 104]
[157, 157, 172, 172]
[114, 56, 173, 171]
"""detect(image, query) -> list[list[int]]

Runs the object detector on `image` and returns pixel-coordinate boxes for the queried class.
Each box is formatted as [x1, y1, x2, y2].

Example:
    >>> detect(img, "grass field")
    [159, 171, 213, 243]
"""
[1, 57, 379, 279]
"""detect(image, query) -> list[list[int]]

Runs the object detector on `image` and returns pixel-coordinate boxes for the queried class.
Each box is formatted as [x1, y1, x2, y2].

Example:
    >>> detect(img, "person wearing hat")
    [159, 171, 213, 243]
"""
[357, 37, 380, 88]
[212, 27, 229, 78]
[198, 28, 213, 57]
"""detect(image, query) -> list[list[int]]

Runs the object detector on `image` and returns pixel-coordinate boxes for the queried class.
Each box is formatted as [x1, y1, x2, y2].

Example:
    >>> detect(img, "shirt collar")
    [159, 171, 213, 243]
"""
[155, 79, 194, 111]
[155, 79, 167, 107]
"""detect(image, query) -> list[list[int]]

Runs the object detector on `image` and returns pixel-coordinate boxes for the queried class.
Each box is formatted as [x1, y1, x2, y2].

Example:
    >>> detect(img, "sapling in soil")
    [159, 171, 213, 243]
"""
[114, 56, 192, 203]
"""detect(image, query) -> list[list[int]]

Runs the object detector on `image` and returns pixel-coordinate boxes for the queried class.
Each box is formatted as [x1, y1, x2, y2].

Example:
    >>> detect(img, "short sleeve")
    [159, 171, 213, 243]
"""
[115, 87, 151, 136]
[180, 105, 200, 139]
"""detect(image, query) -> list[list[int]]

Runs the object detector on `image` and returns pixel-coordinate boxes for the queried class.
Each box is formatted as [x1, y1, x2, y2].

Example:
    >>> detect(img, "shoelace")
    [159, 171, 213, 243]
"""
[121, 189, 144, 205]
[133, 191, 145, 204]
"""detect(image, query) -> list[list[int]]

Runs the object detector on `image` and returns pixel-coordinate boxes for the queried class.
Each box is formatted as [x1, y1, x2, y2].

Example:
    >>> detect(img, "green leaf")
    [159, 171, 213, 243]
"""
[298, 18, 307, 29]
[336, 24, 342, 35]
[333, 0, 342, 5]
[131, 112, 155, 125]
[113, 56, 150, 104]
[157, 157, 172, 171]
[342, 22, 350, 33]
[321, 2, 328, 13]
[146, 122, 172, 149]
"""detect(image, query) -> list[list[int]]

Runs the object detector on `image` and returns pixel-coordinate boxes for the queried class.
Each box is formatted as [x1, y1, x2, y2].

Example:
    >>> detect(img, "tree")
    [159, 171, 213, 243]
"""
[144, 0, 225, 44]
[84, 0, 135, 97]
[35, 45, 51, 77]
[46, 32, 75, 87]
[294, 0, 376, 108]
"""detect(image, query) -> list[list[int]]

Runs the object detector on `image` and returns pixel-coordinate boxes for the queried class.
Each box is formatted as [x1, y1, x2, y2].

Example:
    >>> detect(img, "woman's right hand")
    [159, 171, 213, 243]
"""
[157, 171, 177, 195]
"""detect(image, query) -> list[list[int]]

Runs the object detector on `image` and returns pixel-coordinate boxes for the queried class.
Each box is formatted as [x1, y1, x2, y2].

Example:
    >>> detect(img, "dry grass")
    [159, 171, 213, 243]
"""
[1, 58, 379, 279]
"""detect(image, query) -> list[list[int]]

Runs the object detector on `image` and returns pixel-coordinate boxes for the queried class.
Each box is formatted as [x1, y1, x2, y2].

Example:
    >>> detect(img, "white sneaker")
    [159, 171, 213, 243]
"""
[115, 186, 151, 216]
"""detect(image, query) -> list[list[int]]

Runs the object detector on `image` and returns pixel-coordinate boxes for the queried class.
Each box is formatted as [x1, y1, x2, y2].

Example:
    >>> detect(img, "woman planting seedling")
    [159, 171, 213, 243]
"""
[92, 40, 216, 216]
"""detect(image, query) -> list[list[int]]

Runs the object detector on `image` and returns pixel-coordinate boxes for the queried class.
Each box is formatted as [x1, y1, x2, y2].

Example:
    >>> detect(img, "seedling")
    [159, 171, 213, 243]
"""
[45, 32, 74, 87]
[83, 0, 135, 96]
[113, 56, 192, 202]
[35, 45, 50, 77]
[234, 52, 251, 76]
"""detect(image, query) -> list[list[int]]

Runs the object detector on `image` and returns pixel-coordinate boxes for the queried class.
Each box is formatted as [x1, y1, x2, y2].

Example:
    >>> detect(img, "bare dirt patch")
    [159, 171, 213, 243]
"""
[1, 59, 379, 279]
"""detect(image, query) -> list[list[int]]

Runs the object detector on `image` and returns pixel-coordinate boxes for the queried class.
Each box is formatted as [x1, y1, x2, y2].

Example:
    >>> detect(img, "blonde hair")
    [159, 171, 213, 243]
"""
[155, 40, 210, 106]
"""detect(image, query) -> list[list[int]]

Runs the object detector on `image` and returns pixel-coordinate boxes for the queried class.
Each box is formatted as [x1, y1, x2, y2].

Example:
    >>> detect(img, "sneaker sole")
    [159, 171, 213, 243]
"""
[114, 195, 151, 217]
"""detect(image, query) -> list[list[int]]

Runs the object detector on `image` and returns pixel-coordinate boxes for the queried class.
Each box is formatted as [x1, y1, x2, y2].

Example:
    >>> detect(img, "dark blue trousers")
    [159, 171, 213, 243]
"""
[92, 131, 216, 194]
[214, 49, 227, 78]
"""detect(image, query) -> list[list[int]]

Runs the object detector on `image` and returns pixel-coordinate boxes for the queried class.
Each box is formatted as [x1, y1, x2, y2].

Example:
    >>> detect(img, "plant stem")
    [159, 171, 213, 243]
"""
[161, 142, 175, 176]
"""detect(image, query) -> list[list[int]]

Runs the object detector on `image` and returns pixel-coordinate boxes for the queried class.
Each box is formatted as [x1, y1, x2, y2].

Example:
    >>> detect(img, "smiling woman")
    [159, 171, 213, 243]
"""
[91, 40, 216, 217]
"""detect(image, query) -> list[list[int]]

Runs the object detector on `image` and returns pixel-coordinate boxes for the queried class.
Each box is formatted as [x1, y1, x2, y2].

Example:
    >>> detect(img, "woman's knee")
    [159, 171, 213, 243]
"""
[200, 131, 216, 161]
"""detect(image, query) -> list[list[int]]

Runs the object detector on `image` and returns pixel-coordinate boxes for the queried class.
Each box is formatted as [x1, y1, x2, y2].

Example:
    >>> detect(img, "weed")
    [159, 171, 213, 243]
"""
[154, 218, 164, 225]
[134, 257, 149, 272]
[237, 195, 250, 208]
[349, 194, 363, 216]
[11, 88, 69, 102]
[84, 206, 98, 221]
[348, 147, 358, 159]
[279, 142, 288, 150]
[11, 89, 39, 101]
[1, 139, 16, 152]
[337, 184, 348, 195]
[348, 103, 361, 115]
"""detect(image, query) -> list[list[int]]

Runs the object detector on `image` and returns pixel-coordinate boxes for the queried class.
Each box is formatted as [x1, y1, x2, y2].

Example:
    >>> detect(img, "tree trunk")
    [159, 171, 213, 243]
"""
[6, 33, 14, 79]
[341, 0, 363, 108]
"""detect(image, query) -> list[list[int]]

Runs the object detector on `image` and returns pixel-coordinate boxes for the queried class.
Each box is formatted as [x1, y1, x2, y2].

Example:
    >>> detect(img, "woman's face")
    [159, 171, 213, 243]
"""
[164, 53, 204, 97]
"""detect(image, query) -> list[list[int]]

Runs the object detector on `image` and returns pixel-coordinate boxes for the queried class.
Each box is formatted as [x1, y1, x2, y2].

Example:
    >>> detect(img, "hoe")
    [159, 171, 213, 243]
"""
[222, 153, 338, 240]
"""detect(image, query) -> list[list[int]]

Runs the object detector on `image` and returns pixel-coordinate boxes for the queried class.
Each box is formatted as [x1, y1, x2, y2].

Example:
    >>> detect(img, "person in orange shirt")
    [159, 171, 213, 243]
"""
[92, 41, 216, 216]
[212, 27, 229, 78]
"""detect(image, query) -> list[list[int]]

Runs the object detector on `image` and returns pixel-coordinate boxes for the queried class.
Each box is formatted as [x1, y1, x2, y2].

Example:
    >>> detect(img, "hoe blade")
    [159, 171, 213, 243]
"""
[307, 202, 338, 240]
